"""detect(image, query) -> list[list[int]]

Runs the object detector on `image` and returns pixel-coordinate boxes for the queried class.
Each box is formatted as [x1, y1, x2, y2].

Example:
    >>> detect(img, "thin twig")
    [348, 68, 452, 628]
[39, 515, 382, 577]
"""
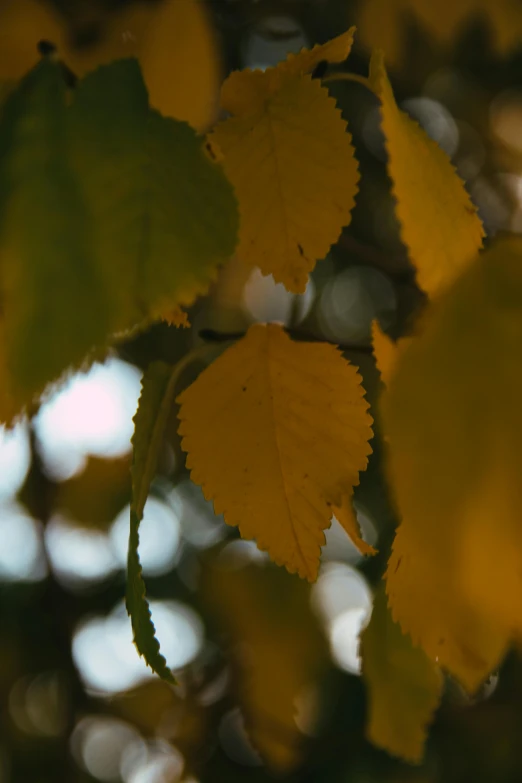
[323, 71, 374, 91]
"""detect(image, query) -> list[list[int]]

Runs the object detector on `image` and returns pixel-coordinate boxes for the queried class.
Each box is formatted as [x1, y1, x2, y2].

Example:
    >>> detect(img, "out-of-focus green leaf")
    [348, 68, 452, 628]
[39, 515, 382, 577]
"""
[0, 59, 109, 414]
[68, 58, 239, 334]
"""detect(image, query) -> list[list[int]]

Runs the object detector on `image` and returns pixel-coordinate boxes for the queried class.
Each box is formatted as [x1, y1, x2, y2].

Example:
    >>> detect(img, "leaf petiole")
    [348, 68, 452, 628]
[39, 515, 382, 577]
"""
[322, 71, 375, 94]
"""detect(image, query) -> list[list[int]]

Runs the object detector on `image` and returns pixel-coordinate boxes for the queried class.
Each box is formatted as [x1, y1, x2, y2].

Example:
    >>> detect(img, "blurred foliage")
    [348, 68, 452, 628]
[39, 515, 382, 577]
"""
[2, 1, 522, 782]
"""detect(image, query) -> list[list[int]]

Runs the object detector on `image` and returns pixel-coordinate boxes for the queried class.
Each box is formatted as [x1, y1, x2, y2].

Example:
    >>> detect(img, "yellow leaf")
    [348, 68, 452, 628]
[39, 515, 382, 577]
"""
[371, 320, 398, 386]
[0, 0, 65, 80]
[361, 585, 443, 763]
[369, 51, 484, 297]
[158, 305, 190, 328]
[203, 561, 328, 771]
[220, 27, 355, 114]
[457, 457, 522, 636]
[371, 320, 415, 387]
[386, 525, 508, 694]
[279, 27, 355, 76]
[211, 51, 359, 292]
[332, 492, 377, 556]
[382, 235, 522, 691]
[177, 323, 373, 580]
[137, 0, 222, 132]
[0, 0, 221, 132]
[358, 0, 522, 67]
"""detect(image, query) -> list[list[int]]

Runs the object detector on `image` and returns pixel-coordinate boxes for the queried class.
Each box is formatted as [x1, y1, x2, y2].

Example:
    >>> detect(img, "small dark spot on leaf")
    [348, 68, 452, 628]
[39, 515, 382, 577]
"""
[242, 386, 247, 392]
[37, 40, 57, 56]
[297, 243, 304, 256]
[303, 473, 308, 479]
[394, 556, 402, 573]
[205, 141, 217, 161]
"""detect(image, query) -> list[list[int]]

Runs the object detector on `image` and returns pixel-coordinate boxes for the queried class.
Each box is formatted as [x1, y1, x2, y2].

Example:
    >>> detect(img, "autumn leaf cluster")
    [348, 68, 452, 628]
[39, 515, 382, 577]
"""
[2, 0, 521, 770]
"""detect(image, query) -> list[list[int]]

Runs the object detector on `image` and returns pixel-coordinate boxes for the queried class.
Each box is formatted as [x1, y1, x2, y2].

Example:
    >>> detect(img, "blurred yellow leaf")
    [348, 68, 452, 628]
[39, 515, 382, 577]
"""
[0, 0, 65, 80]
[211, 30, 359, 293]
[56, 455, 131, 531]
[203, 560, 328, 771]
[361, 585, 443, 763]
[137, 0, 222, 132]
[177, 323, 373, 580]
[0, 0, 221, 132]
[371, 320, 415, 387]
[386, 521, 509, 694]
[332, 492, 377, 556]
[358, 0, 522, 67]
[382, 235, 522, 691]
[219, 27, 355, 113]
[372, 320, 398, 386]
[369, 51, 484, 297]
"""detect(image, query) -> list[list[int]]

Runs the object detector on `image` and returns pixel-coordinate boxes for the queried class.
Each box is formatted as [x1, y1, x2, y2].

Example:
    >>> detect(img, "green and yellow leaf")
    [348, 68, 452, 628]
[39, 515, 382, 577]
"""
[127, 361, 179, 683]
[68, 58, 238, 337]
[177, 323, 373, 580]
[361, 585, 443, 763]
[369, 51, 484, 297]
[0, 59, 110, 413]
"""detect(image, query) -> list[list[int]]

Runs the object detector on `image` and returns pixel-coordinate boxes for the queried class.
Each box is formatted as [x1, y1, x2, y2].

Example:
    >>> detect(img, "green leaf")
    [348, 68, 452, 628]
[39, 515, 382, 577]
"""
[68, 58, 239, 334]
[0, 59, 109, 403]
[361, 585, 443, 763]
[127, 361, 180, 683]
